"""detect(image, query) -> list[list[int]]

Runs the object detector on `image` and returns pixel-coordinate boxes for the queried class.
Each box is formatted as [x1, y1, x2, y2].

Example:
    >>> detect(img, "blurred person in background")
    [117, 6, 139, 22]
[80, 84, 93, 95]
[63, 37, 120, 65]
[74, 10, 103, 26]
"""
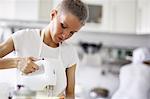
[0, 0, 89, 98]
[112, 47, 150, 99]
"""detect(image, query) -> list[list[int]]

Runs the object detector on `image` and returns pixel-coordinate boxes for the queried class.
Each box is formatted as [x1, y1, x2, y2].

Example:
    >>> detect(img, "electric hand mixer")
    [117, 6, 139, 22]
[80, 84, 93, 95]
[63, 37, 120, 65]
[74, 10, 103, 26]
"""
[17, 59, 57, 96]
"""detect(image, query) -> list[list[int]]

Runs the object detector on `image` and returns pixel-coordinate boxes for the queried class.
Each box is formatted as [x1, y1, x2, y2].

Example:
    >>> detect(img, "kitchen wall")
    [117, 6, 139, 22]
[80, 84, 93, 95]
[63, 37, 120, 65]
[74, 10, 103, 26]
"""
[67, 31, 150, 49]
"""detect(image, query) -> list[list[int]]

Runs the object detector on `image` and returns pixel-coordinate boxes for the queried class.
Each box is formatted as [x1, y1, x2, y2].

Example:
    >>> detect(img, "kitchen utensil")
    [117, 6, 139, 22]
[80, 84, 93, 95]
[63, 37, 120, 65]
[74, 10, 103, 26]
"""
[89, 87, 109, 99]
[17, 59, 57, 91]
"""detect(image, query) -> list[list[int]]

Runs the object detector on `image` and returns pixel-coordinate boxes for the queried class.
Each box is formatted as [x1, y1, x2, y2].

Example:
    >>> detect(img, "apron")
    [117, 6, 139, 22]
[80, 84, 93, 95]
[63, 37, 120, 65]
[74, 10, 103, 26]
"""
[39, 29, 67, 96]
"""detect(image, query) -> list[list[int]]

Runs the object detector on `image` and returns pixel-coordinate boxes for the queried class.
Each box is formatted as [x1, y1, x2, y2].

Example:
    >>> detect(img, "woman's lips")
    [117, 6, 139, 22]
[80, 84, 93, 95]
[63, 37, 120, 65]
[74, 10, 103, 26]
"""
[56, 36, 63, 42]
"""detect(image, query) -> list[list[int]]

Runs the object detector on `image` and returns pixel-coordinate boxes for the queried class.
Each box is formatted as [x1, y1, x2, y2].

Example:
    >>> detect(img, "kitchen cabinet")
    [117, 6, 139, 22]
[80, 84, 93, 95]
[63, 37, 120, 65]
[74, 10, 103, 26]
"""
[1, 0, 150, 34]
[83, 0, 150, 34]
[0, 0, 16, 19]
[15, 0, 52, 21]
[136, 0, 150, 34]
[81, 0, 111, 33]
[109, 0, 136, 34]
[78, 0, 138, 34]
[0, 0, 52, 21]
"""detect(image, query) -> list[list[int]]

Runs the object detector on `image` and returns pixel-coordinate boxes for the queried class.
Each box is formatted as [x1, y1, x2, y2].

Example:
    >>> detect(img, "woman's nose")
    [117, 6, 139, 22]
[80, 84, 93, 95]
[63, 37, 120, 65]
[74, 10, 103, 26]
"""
[62, 31, 70, 39]
[62, 33, 65, 39]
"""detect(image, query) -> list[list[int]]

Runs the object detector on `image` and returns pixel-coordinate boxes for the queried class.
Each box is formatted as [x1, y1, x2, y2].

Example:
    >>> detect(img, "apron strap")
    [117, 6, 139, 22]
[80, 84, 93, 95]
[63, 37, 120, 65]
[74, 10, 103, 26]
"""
[38, 29, 45, 58]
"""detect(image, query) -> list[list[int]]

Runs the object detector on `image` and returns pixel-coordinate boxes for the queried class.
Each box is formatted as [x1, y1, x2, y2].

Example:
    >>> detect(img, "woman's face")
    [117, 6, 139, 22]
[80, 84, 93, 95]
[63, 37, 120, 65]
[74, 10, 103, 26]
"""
[50, 10, 82, 44]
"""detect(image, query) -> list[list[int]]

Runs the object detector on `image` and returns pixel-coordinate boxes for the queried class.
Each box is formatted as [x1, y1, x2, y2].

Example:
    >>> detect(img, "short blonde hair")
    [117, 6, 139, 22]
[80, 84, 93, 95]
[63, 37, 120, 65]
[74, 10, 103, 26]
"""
[56, 0, 89, 25]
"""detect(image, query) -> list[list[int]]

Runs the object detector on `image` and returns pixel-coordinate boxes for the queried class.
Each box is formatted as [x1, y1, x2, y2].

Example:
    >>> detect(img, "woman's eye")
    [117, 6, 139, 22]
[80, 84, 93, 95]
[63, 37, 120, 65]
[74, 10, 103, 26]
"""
[69, 31, 75, 36]
[70, 31, 74, 35]
[61, 23, 67, 29]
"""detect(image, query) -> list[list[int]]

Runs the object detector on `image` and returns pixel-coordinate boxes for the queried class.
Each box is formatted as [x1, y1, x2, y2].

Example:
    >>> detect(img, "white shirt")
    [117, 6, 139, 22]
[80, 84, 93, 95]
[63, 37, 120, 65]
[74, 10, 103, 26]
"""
[11, 29, 79, 95]
[112, 63, 150, 99]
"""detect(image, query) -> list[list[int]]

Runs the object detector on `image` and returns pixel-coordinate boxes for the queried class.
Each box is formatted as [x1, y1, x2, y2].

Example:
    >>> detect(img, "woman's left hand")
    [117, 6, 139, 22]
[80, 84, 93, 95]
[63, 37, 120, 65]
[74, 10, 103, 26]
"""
[17, 57, 39, 74]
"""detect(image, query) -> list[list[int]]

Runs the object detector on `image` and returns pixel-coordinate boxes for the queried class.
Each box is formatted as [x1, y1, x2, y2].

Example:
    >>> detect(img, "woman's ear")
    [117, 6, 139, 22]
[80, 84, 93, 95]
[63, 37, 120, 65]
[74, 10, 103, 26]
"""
[50, 9, 58, 20]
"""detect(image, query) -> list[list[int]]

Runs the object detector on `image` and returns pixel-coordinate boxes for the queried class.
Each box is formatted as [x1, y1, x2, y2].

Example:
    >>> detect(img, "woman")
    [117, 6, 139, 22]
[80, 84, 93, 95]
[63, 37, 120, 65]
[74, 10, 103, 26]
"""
[0, 0, 89, 98]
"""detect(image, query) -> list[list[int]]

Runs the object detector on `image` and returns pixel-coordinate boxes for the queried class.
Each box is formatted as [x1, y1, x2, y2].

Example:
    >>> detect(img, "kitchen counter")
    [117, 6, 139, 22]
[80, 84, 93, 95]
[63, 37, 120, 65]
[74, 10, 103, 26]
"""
[75, 64, 120, 98]
[0, 64, 120, 99]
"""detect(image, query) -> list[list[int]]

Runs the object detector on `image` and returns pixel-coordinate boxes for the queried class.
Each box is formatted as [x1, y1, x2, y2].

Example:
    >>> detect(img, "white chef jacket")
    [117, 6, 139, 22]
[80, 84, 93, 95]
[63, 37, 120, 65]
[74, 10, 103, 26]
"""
[112, 63, 150, 99]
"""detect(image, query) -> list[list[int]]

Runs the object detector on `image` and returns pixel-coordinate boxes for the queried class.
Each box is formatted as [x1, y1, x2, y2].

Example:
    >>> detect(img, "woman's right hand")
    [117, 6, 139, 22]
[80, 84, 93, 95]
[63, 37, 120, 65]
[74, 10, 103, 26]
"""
[17, 57, 39, 74]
